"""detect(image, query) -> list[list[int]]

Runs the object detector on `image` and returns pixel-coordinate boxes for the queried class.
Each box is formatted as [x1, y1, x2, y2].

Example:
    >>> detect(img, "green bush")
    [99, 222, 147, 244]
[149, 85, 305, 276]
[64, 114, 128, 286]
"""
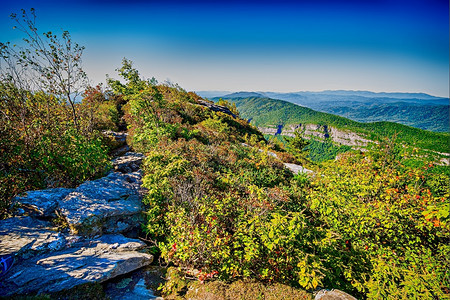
[0, 84, 110, 219]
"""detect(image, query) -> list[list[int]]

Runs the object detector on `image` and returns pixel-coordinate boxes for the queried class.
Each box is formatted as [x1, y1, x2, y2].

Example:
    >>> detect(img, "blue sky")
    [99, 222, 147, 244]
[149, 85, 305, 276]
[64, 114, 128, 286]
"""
[1, 0, 449, 97]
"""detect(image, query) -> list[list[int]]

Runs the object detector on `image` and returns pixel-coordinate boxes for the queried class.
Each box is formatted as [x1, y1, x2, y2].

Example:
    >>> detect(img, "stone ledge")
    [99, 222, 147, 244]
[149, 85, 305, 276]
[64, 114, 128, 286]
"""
[0, 234, 153, 297]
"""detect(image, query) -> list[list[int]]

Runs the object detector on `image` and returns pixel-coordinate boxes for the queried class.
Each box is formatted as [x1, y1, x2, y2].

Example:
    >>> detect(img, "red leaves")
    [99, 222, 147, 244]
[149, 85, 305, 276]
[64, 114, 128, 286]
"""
[197, 270, 218, 283]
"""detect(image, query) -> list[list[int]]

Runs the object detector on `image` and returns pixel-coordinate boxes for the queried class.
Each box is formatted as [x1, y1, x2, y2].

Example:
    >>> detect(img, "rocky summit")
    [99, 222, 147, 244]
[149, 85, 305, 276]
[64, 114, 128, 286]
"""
[0, 234, 153, 297]
[1, 148, 155, 298]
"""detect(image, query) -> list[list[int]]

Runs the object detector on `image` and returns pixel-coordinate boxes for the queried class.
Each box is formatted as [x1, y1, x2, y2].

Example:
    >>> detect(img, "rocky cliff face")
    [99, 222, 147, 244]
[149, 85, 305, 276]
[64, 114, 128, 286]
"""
[259, 123, 372, 149]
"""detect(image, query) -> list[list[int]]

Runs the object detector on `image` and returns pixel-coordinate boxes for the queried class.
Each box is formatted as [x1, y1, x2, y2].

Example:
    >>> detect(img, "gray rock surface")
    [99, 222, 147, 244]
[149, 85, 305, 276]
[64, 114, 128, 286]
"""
[241, 143, 314, 175]
[284, 163, 314, 175]
[58, 171, 144, 236]
[0, 216, 67, 258]
[0, 234, 153, 297]
[259, 123, 372, 150]
[103, 130, 128, 144]
[104, 266, 166, 300]
[13, 188, 74, 218]
[315, 289, 357, 300]
[111, 144, 131, 157]
[0, 149, 151, 297]
[112, 152, 145, 173]
[197, 99, 237, 118]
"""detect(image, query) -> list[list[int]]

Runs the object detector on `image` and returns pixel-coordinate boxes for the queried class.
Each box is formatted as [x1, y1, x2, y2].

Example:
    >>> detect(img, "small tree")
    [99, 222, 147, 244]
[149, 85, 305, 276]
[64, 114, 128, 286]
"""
[0, 8, 88, 129]
[287, 130, 310, 161]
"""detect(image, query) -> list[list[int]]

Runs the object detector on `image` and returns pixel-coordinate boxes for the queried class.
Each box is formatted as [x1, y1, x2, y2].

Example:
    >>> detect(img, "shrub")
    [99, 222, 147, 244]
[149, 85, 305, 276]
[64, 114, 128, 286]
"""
[108, 60, 449, 298]
[0, 84, 110, 219]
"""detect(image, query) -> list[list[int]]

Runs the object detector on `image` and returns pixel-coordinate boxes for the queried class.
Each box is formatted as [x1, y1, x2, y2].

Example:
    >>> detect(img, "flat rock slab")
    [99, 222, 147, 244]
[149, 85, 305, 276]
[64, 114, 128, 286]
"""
[315, 289, 357, 300]
[58, 171, 144, 236]
[112, 152, 145, 173]
[111, 144, 131, 157]
[104, 266, 166, 300]
[0, 216, 66, 258]
[13, 188, 74, 218]
[284, 163, 314, 175]
[102, 130, 128, 144]
[0, 234, 153, 297]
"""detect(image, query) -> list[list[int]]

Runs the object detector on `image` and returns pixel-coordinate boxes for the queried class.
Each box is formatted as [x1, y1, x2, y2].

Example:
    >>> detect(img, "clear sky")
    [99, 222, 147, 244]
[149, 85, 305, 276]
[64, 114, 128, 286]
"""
[1, 0, 449, 97]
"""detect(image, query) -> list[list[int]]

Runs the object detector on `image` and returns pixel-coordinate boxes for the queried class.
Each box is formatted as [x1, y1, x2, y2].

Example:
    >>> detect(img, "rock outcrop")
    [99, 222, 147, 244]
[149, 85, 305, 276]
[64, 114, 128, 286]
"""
[0, 216, 66, 259]
[1, 146, 153, 298]
[14, 170, 145, 237]
[283, 163, 314, 175]
[0, 234, 153, 297]
[243, 143, 314, 175]
[197, 99, 237, 118]
[102, 130, 130, 157]
[59, 171, 144, 236]
[315, 289, 357, 300]
[112, 152, 145, 173]
[104, 266, 165, 300]
[13, 188, 73, 218]
[102, 130, 128, 145]
[259, 123, 372, 149]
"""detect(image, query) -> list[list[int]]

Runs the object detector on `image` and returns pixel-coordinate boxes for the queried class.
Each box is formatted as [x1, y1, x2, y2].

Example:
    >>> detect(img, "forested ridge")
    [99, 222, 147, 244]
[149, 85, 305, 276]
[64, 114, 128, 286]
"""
[214, 96, 450, 154]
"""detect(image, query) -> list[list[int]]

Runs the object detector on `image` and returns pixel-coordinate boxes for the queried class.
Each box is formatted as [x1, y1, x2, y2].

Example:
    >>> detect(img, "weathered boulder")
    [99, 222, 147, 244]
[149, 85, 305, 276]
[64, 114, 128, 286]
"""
[112, 152, 145, 173]
[0, 234, 153, 297]
[315, 289, 357, 300]
[0, 216, 67, 258]
[197, 99, 237, 118]
[111, 144, 131, 157]
[13, 188, 74, 218]
[102, 130, 128, 144]
[58, 171, 144, 236]
[284, 163, 314, 175]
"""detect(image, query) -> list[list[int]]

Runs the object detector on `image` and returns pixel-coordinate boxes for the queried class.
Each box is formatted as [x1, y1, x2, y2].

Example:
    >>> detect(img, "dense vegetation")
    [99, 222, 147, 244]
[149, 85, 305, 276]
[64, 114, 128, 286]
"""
[105, 61, 450, 299]
[326, 103, 449, 133]
[215, 96, 450, 154]
[265, 134, 353, 163]
[0, 10, 121, 218]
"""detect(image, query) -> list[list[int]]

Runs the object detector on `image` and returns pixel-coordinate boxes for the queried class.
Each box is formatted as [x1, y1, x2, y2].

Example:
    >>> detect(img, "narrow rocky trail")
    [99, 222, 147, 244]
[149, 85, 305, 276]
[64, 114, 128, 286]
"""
[0, 132, 162, 299]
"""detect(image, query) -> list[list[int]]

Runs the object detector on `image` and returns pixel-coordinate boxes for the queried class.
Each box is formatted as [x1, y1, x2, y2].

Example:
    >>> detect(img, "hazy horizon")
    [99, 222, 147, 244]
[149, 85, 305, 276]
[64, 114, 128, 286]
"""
[195, 89, 449, 98]
[1, 0, 449, 98]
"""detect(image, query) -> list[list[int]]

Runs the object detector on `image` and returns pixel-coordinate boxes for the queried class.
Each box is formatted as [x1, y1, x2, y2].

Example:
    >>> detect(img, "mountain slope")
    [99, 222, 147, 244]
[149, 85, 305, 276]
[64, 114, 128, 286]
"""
[210, 90, 449, 132]
[214, 96, 450, 154]
[326, 103, 449, 132]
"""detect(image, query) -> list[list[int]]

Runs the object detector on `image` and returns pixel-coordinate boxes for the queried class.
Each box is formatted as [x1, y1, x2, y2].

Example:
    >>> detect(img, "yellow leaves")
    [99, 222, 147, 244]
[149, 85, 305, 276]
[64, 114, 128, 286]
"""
[297, 260, 322, 290]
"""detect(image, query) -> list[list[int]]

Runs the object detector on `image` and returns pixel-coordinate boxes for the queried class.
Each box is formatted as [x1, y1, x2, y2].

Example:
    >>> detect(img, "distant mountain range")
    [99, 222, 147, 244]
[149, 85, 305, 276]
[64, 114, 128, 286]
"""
[210, 95, 450, 155]
[198, 90, 449, 132]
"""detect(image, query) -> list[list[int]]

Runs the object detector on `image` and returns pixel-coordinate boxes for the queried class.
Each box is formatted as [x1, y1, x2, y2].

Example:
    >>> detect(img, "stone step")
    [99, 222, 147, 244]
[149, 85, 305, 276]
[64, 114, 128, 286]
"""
[13, 152, 147, 237]
[112, 152, 145, 173]
[0, 234, 153, 297]
[58, 171, 145, 236]
[13, 188, 74, 218]
[0, 216, 67, 259]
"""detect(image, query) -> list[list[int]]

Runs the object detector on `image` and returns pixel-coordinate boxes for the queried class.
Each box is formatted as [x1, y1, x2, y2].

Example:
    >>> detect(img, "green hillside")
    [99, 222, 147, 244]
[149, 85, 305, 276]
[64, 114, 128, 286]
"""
[326, 104, 449, 132]
[257, 91, 450, 132]
[215, 96, 450, 154]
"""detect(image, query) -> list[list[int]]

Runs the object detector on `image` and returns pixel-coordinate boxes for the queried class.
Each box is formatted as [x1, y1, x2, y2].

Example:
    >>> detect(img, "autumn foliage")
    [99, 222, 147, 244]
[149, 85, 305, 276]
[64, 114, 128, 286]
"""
[107, 61, 449, 299]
